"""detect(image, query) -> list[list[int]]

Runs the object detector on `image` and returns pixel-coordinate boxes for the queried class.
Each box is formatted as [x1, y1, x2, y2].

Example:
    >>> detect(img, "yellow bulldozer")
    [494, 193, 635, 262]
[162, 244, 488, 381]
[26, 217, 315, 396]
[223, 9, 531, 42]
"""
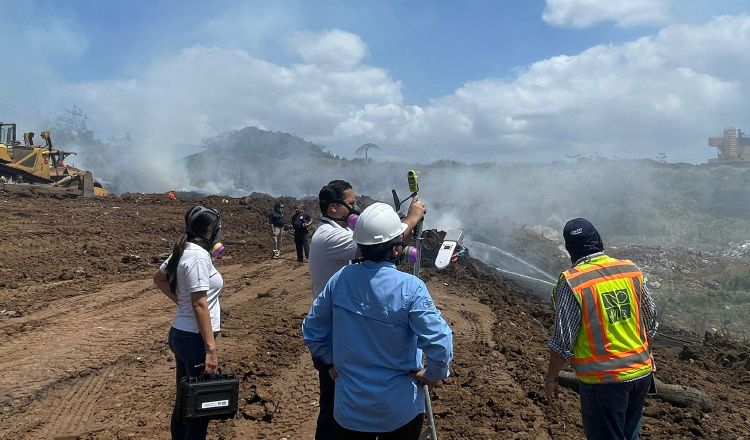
[0, 122, 108, 197]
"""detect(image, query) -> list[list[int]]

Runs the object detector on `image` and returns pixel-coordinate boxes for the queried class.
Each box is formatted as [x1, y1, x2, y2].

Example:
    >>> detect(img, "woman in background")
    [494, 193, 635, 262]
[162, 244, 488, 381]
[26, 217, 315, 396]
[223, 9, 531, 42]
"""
[154, 205, 224, 440]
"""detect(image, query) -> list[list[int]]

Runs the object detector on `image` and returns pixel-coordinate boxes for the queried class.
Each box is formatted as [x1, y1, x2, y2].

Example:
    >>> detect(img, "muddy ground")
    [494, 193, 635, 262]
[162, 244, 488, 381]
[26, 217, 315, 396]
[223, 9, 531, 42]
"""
[1, 190, 749, 439]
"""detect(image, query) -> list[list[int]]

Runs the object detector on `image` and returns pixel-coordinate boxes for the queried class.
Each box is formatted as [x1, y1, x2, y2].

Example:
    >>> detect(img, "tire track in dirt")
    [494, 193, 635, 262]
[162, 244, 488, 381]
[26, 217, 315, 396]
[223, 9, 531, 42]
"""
[2, 248, 550, 439]
[0, 279, 160, 409]
[0, 263, 248, 404]
[0, 264, 249, 437]
[35, 365, 118, 438]
[1, 351, 177, 440]
[0, 280, 152, 341]
[247, 351, 319, 440]
[6, 254, 315, 439]
[426, 282, 551, 439]
[220, 256, 320, 439]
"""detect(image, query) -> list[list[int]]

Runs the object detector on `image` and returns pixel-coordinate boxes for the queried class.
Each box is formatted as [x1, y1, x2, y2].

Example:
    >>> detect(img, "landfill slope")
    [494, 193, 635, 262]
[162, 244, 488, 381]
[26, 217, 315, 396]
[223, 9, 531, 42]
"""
[0, 190, 748, 439]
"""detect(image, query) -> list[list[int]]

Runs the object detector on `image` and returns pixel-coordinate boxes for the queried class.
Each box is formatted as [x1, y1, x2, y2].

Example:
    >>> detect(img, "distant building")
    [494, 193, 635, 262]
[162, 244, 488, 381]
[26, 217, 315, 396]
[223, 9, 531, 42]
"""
[708, 127, 750, 163]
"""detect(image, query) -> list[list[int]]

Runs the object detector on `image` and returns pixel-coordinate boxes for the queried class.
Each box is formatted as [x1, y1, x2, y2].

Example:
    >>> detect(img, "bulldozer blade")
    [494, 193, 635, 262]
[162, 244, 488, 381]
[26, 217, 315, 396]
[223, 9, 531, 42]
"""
[80, 171, 94, 198]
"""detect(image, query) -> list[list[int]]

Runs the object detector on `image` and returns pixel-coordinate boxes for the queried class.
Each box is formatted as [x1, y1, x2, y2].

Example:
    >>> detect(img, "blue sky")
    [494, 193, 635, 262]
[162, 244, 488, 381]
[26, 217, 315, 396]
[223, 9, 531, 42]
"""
[3, 0, 750, 167]
[15, 0, 660, 102]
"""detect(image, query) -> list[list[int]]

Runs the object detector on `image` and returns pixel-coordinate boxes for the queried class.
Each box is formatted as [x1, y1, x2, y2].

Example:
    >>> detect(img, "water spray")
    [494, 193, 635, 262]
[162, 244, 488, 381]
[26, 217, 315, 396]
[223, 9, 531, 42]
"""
[491, 266, 555, 286]
[465, 240, 556, 281]
[464, 240, 557, 291]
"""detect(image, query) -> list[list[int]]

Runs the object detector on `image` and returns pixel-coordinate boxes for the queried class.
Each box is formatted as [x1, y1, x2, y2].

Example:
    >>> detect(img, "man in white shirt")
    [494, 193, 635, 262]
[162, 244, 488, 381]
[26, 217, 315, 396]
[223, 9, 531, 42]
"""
[307, 179, 426, 439]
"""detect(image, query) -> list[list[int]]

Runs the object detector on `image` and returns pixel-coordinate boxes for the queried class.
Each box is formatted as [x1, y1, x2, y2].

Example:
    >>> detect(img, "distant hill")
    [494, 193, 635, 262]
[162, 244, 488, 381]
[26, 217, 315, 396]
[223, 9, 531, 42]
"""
[183, 127, 351, 196]
[182, 126, 750, 253]
[187, 126, 340, 161]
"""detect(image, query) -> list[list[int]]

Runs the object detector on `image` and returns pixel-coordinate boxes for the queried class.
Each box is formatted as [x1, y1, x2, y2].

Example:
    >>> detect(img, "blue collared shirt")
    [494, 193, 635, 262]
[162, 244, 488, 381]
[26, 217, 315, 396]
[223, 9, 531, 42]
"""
[302, 260, 453, 433]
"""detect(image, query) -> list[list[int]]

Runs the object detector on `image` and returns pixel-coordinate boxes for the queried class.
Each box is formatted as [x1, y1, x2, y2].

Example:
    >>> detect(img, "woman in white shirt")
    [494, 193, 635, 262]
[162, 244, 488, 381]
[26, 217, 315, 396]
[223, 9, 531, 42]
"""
[154, 205, 224, 440]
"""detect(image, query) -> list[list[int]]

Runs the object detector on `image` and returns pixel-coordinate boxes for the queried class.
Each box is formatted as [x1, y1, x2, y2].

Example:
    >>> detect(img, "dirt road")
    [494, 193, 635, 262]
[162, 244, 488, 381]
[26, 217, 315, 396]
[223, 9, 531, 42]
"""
[0, 252, 545, 439]
[1, 191, 749, 439]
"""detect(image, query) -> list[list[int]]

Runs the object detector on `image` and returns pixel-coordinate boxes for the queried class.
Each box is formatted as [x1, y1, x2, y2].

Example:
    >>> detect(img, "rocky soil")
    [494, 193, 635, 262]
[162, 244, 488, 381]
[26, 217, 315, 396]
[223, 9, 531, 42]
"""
[0, 189, 749, 439]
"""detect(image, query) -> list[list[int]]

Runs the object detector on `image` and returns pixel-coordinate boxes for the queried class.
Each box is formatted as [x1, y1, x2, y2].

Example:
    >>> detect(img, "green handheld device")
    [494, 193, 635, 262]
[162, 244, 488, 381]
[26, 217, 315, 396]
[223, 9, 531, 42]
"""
[407, 170, 419, 193]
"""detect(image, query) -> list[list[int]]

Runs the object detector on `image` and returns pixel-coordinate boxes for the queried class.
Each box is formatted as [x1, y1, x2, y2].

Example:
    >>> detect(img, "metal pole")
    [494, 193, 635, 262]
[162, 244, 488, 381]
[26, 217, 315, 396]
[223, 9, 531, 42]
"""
[412, 219, 437, 440]
[413, 219, 423, 278]
[423, 383, 438, 440]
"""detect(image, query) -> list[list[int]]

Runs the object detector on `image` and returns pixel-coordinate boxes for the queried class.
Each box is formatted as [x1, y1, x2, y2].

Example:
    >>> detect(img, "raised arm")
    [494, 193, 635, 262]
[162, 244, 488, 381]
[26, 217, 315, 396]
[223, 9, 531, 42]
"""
[402, 196, 427, 238]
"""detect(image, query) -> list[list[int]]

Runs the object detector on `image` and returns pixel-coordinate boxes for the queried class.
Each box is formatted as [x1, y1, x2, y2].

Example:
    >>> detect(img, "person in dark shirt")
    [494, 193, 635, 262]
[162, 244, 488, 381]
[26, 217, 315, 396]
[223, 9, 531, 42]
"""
[267, 203, 286, 257]
[291, 204, 313, 262]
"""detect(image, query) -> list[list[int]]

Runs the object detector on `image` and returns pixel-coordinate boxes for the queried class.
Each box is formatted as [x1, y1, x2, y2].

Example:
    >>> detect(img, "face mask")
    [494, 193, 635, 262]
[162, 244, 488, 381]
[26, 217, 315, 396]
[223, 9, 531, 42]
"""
[388, 243, 418, 265]
[342, 201, 360, 216]
[332, 200, 359, 226]
[403, 245, 418, 264]
[211, 242, 225, 258]
[347, 213, 359, 229]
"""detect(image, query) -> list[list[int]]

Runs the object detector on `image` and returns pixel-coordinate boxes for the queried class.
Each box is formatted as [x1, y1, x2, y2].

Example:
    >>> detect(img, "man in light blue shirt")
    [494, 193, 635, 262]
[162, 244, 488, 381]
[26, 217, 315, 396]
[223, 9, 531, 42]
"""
[303, 202, 453, 438]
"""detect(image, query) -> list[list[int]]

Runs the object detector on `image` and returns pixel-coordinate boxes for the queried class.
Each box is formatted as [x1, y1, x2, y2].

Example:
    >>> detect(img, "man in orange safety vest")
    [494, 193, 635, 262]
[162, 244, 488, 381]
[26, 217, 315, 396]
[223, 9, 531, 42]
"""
[545, 218, 657, 440]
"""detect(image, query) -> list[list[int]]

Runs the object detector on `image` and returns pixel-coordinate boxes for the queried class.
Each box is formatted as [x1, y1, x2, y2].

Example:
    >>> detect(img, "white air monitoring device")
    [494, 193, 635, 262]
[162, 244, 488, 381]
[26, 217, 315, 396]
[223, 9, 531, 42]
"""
[435, 229, 464, 270]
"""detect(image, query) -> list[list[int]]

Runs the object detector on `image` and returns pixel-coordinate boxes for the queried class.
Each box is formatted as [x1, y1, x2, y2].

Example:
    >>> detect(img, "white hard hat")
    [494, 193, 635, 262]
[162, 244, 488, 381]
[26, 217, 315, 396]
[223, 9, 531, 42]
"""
[353, 202, 408, 245]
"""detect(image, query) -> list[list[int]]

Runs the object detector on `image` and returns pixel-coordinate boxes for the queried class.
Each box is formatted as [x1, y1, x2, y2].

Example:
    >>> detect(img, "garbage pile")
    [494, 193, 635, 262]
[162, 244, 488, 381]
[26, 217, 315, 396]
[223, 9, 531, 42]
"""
[721, 241, 750, 259]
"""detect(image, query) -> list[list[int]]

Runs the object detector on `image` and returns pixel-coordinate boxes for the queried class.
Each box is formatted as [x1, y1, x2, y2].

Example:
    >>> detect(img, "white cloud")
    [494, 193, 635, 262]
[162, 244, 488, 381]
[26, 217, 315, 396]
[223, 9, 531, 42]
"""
[320, 15, 750, 163]
[543, 0, 671, 28]
[60, 14, 750, 166]
[291, 29, 368, 70]
[46, 34, 402, 189]
[6, 5, 750, 185]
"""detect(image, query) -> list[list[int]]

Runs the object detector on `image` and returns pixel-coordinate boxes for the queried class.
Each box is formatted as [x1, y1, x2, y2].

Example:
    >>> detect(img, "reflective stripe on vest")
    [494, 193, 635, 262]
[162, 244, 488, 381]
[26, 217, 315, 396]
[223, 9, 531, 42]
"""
[563, 255, 652, 384]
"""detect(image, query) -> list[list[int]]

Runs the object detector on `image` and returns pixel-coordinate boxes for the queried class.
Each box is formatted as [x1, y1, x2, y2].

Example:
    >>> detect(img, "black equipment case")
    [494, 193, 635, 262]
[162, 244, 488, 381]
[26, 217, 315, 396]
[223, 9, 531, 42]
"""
[177, 373, 239, 422]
